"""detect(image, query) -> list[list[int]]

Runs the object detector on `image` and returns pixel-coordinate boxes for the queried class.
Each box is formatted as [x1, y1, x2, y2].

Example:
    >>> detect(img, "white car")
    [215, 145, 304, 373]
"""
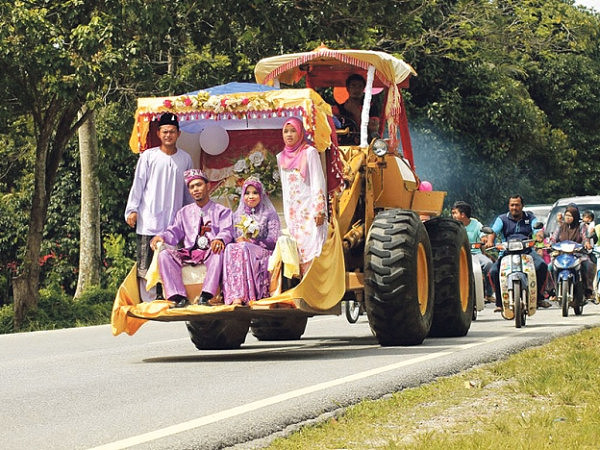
[525, 204, 553, 224]
[545, 196, 600, 238]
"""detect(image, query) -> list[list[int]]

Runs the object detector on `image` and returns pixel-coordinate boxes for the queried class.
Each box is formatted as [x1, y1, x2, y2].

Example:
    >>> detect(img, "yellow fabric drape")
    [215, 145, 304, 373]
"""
[110, 219, 347, 336]
[110, 264, 170, 336]
[110, 263, 240, 336]
[145, 248, 161, 291]
[252, 218, 346, 311]
[268, 236, 300, 279]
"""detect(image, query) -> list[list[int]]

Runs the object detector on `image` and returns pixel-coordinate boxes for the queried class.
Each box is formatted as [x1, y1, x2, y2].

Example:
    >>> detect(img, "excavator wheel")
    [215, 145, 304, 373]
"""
[250, 316, 308, 341]
[186, 318, 251, 350]
[425, 217, 474, 337]
[364, 209, 434, 346]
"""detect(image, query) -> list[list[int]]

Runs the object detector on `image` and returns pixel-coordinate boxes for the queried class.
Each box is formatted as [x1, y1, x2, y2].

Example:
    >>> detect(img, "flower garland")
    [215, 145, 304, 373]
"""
[162, 91, 275, 114]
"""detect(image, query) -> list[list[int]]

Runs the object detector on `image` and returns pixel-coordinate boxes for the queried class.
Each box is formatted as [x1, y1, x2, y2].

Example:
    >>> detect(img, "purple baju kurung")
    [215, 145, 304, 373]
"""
[222, 180, 281, 305]
[158, 200, 233, 299]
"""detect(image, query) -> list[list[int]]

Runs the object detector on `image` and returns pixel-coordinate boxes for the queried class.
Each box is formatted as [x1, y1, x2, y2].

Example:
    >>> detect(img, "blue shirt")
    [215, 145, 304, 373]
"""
[465, 218, 484, 254]
[491, 211, 538, 241]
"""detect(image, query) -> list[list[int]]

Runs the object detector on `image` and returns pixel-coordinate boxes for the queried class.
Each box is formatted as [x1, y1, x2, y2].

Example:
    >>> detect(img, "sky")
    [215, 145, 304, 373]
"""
[575, 0, 599, 10]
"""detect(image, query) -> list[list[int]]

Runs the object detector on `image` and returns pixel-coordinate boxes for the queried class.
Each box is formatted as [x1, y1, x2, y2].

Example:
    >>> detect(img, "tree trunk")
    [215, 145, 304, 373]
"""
[74, 107, 101, 299]
[12, 102, 85, 329]
[13, 137, 50, 329]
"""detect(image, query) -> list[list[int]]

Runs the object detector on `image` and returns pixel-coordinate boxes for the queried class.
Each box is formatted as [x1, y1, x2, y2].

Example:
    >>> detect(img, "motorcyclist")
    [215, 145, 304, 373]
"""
[451, 201, 494, 303]
[486, 195, 550, 312]
[549, 205, 595, 301]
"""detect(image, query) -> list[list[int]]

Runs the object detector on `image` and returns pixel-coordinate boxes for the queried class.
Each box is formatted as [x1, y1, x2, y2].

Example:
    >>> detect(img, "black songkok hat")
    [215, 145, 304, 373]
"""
[158, 112, 179, 129]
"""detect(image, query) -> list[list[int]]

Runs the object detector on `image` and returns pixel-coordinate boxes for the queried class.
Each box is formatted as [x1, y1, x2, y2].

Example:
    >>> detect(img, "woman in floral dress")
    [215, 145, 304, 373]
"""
[222, 178, 280, 305]
[277, 117, 328, 275]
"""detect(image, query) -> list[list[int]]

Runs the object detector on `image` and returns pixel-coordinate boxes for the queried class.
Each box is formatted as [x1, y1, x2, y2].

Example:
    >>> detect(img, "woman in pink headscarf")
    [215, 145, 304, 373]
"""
[222, 178, 280, 305]
[277, 117, 328, 275]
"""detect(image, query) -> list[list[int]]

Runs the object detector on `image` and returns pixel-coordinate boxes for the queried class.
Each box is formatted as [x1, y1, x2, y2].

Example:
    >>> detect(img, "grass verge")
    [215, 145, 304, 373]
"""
[0, 286, 114, 334]
[267, 327, 600, 449]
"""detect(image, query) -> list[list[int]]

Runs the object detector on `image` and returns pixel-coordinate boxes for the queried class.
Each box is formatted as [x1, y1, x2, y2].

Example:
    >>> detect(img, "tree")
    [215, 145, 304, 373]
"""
[74, 107, 101, 298]
[0, 1, 125, 327]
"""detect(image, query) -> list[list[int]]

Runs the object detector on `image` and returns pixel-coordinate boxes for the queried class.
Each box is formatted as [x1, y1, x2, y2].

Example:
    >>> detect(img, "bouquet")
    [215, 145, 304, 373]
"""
[235, 215, 260, 239]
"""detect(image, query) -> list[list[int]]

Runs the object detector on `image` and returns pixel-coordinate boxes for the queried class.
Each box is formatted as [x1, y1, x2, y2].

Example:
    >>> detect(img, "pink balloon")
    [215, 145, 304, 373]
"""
[419, 181, 433, 191]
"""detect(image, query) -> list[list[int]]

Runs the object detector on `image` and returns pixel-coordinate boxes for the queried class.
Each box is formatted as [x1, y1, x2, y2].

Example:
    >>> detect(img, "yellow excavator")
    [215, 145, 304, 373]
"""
[111, 46, 474, 349]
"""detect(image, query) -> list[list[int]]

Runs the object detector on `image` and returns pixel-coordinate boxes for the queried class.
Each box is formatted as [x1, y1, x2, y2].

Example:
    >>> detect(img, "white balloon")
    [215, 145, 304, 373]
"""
[199, 124, 230, 155]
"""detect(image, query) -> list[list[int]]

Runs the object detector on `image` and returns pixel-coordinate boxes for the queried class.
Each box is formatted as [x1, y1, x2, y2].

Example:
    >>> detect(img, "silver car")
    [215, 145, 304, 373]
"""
[545, 196, 600, 238]
[525, 204, 553, 224]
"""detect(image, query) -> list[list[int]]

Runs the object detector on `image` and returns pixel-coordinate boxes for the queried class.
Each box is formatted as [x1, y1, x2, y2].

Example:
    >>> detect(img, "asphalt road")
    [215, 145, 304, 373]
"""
[2, 302, 600, 450]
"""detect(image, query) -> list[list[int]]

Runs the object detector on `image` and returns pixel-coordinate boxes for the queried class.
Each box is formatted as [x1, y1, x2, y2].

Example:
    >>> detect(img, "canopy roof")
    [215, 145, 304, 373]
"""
[254, 46, 417, 89]
[255, 46, 417, 165]
[129, 86, 333, 154]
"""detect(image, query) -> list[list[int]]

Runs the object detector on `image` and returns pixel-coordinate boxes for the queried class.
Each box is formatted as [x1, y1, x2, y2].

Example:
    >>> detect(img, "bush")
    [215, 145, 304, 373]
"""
[0, 285, 115, 334]
[0, 304, 13, 334]
[104, 233, 135, 290]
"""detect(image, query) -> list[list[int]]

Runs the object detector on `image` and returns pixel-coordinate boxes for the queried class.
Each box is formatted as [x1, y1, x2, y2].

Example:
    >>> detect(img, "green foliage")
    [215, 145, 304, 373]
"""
[103, 233, 135, 290]
[1, 0, 600, 321]
[0, 304, 13, 333]
[0, 285, 114, 334]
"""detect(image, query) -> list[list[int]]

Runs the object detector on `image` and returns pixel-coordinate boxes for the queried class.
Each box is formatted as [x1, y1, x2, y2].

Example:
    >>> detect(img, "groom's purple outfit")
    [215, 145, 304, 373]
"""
[158, 200, 233, 299]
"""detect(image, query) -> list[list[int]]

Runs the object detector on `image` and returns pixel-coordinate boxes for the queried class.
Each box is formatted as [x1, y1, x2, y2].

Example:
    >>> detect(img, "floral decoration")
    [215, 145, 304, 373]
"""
[235, 215, 260, 239]
[213, 144, 281, 204]
[162, 91, 275, 114]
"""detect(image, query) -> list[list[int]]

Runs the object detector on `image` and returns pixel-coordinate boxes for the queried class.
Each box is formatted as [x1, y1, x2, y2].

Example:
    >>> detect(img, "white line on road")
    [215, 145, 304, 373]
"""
[89, 333, 508, 450]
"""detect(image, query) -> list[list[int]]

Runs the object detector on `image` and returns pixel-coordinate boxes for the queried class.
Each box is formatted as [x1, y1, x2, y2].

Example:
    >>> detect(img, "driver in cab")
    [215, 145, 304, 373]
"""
[333, 74, 380, 144]
[486, 194, 551, 312]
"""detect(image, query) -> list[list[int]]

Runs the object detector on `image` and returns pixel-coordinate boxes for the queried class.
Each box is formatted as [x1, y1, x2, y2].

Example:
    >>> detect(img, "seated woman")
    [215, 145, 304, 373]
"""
[222, 178, 280, 305]
[549, 205, 595, 299]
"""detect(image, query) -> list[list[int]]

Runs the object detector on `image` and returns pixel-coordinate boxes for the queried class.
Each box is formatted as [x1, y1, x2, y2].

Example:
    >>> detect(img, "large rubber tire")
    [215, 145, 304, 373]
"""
[364, 210, 434, 346]
[514, 280, 524, 328]
[186, 318, 251, 350]
[250, 316, 308, 341]
[425, 217, 475, 337]
[561, 279, 569, 317]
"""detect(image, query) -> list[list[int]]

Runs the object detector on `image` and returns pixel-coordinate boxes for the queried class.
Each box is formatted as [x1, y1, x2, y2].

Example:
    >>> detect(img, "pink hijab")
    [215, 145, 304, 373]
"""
[279, 117, 309, 179]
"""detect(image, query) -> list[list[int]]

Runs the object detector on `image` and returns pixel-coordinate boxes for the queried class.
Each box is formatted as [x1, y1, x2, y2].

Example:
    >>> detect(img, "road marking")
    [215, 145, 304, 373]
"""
[89, 334, 507, 450]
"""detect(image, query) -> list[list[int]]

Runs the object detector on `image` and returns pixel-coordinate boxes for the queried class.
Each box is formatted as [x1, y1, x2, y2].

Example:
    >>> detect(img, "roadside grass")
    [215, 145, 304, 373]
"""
[0, 286, 113, 334]
[267, 327, 600, 449]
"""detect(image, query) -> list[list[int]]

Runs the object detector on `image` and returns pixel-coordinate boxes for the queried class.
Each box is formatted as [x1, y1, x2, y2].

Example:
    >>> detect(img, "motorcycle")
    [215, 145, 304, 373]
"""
[470, 242, 486, 320]
[344, 291, 364, 324]
[494, 236, 538, 328]
[590, 246, 600, 305]
[551, 240, 587, 317]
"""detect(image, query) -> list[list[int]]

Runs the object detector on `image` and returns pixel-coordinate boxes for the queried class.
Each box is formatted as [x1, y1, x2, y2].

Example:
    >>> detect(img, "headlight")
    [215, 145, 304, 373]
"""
[507, 241, 524, 252]
[372, 139, 388, 157]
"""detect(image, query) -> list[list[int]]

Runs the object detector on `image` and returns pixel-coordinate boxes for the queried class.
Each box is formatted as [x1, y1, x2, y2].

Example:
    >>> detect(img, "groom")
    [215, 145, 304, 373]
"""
[150, 169, 233, 307]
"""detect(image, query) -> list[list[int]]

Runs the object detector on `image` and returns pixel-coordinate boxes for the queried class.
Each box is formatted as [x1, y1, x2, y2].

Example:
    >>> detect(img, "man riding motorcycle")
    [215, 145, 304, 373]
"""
[487, 195, 551, 312]
[451, 201, 494, 303]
